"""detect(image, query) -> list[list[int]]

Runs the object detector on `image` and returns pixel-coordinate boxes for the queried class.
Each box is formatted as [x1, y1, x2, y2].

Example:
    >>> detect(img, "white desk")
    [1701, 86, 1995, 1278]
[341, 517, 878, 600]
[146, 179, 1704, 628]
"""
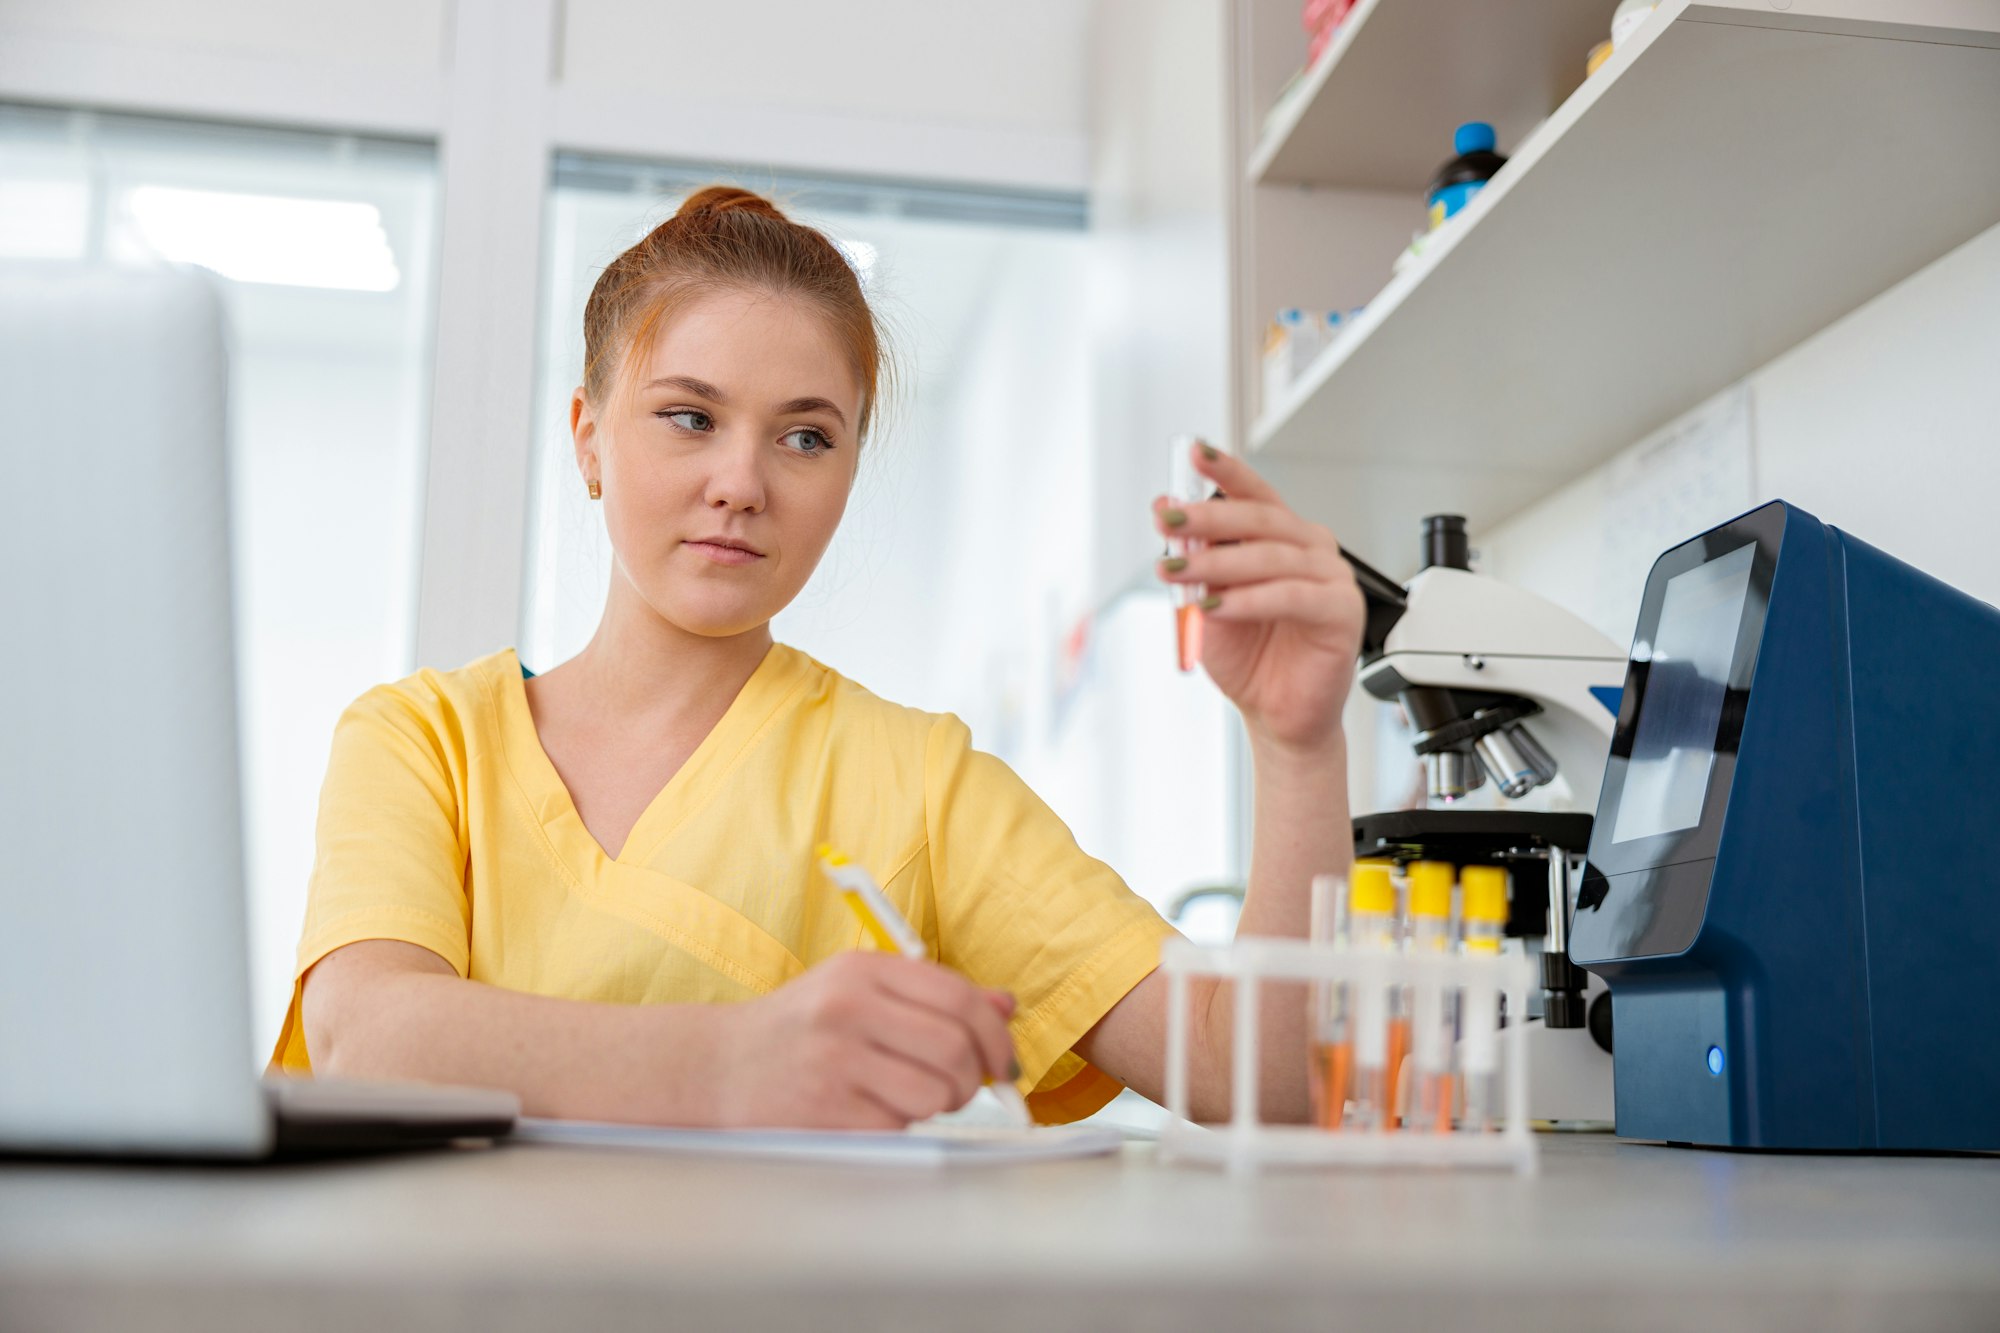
[3, 1134, 1997, 1331]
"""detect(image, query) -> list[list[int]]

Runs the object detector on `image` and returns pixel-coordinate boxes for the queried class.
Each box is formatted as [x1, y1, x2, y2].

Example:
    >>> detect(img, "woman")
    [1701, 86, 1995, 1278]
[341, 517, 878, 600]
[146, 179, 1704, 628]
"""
[274, 187, 1363, 1128]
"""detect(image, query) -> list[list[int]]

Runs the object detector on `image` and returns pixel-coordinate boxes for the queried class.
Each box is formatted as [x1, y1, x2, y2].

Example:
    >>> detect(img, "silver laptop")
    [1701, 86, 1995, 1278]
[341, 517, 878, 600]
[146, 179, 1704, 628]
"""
[0, 260, 517, 1157]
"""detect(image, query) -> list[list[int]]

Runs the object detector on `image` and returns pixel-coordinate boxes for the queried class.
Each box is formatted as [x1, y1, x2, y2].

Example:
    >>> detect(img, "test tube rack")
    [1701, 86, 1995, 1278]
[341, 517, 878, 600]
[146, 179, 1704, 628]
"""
[1158, 935, 1538, 1175]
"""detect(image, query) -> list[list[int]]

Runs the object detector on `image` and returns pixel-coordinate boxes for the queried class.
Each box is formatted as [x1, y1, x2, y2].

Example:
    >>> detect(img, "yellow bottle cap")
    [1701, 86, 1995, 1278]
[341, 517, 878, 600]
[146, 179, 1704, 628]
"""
[1407, 861, 1453, 919]
[1349, 863, 1395, 916]
[1462, 865, 1509, 923]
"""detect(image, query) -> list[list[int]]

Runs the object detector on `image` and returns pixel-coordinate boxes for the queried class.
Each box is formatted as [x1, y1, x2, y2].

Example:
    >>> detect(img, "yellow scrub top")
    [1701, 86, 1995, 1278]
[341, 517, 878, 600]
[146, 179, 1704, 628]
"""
[271, 643, 1179, 1123]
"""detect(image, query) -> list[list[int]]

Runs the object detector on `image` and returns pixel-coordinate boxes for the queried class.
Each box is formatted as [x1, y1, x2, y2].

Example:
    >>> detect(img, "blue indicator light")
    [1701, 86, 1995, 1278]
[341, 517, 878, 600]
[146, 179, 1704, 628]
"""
[1706, 1045, 1725, 1077]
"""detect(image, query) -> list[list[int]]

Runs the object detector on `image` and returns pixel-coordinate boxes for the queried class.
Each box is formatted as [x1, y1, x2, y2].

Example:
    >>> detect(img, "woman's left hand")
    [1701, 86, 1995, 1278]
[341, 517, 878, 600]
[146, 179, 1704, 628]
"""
[1153, 441, 1366, 752]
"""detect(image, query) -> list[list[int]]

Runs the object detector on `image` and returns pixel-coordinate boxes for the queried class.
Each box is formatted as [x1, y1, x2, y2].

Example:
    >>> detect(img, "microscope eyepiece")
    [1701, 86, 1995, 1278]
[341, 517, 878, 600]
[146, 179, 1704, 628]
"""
[1421, 514, 1471, 572]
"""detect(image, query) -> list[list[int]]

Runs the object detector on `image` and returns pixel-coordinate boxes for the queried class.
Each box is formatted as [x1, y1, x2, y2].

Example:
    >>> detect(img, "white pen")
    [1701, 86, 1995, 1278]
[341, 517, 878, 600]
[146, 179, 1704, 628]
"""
[817, 844, 1033, 1128]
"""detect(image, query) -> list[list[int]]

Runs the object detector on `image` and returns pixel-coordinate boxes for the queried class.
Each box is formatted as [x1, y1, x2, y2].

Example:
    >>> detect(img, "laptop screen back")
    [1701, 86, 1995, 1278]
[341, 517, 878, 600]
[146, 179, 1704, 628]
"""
[0, 261, 269, 1155]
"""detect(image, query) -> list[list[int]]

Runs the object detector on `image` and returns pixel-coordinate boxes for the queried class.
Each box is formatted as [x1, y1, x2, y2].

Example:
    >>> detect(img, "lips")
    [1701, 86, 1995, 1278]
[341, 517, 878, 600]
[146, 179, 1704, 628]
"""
[684, 536, 766, 565]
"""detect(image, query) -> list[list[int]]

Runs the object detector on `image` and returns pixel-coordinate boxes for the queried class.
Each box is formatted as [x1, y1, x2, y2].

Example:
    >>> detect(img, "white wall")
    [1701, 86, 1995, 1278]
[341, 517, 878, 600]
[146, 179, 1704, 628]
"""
[1479, 217, 2000, 649]
[560, 0, 1089, 139]
[1074, 0, 1243, 912]
[0, 0, 447, 72]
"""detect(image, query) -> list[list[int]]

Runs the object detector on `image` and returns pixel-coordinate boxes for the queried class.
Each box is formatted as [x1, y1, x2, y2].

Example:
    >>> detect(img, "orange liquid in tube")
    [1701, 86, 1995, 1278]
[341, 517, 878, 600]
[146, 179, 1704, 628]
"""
[1307, 871, 1351, 1130]
[1384, 1016, 1412, 1129]
[1167, 434, 1212, 674]
[1311, 1038, 1351, 1130]
[1175, 603, 1204, 672]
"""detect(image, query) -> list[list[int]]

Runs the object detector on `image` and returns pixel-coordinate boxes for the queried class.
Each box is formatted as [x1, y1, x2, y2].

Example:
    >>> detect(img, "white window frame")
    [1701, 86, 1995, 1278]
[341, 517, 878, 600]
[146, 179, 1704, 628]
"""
[0, 5, 1091, 669]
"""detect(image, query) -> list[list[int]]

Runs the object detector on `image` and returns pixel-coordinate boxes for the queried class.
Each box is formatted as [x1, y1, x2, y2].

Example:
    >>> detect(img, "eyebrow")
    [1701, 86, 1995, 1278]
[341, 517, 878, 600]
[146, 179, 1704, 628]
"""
[642, 376, 849, 429]
[777, 396, 848, 428]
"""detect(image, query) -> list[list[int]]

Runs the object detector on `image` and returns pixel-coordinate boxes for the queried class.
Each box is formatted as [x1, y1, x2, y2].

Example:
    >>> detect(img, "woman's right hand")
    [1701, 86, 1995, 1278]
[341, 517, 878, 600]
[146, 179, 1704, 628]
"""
[712, 952, 1020, 1129]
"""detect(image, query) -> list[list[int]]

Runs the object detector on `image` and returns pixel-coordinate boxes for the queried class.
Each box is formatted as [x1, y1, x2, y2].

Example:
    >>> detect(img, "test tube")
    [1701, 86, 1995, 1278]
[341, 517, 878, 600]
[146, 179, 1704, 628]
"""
[1307, 872, 1350, 1130]
[1345, 862, 1401, 1131]
[1458, 865, 1509, 1134]
[1167, 434, 1211, 673]
[1402, 861, 1457, 1132]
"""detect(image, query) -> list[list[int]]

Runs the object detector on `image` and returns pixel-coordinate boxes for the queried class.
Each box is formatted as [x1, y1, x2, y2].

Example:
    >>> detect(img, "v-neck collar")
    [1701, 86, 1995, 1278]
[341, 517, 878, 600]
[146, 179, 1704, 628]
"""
[493, 642, 814, 878]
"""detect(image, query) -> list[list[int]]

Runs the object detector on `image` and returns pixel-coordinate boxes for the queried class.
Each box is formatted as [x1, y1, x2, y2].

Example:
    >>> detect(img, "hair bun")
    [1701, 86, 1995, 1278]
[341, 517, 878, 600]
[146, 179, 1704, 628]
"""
[675, 185, 788, 223]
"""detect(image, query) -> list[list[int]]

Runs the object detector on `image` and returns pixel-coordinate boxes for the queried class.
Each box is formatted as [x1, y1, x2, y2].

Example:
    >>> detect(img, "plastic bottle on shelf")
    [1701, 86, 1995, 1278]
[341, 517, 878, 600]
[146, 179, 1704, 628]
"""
[1303, 0, 1359, 66]
[1321, 307, 1344, 349]
[1261, 320, 1291, 411]
[1457, 865, 1510, 1133]
[1590, 0, 1661, 76]
[1611, 0, 1661, 49]
[1277, 306, 1320, 373]
[1261, 307, 1321, 408]
[1426, 122, 1508, 232]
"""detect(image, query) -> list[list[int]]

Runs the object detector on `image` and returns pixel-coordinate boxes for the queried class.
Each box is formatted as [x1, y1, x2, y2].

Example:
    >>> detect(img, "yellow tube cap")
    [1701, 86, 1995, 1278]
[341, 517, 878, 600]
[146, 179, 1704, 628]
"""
[1462, 865, 1509, 923]
[1349, 863, 1395, 916]
[1407, 861, 1453, 919]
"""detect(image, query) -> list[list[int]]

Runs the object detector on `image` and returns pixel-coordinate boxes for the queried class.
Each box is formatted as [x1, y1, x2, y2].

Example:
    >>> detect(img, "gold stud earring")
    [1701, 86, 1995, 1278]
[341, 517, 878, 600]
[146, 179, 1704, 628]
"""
[587, 479, 601, 500]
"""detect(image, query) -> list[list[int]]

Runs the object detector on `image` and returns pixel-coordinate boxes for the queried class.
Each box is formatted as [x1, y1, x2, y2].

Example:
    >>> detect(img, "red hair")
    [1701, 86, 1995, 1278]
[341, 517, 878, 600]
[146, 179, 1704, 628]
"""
[581, 185, 892, 442]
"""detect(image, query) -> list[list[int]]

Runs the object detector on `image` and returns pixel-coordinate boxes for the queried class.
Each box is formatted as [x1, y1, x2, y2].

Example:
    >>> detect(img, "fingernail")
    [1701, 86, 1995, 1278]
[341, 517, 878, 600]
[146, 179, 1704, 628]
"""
[1163, 508, 1187, 527]
[1009, 1057, 1022, 1082]
[1199, 442, 1220, 461]
[1161, 556, 1187, 573]
[1199, 593, 1222, 611]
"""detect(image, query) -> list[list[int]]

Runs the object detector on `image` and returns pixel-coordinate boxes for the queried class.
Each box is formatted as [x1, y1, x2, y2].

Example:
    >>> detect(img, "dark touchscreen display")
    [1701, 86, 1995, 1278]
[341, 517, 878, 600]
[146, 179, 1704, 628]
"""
[1611, 542, 1756, 844]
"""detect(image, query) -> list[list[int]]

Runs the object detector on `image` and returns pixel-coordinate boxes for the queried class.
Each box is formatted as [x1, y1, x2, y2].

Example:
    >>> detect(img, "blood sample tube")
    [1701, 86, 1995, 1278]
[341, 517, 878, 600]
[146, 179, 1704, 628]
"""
[1308, 872, 1350, 1130]
[1345, 862, 1403, 1131]
[1459, 864, 1509, 1133]
[1167, 434, 1213, 672]
[1403, 860, 1457, 1132]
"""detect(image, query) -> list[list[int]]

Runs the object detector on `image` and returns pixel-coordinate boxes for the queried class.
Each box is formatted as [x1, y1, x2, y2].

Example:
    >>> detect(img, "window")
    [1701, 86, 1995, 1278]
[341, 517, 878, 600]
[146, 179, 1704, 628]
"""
[0, 104, 440, 1055]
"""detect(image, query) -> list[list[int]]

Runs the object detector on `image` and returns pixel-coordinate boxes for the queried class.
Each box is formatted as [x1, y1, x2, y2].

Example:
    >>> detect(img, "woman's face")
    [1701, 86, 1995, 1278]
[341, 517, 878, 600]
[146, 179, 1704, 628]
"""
[572, 287, 864, 639]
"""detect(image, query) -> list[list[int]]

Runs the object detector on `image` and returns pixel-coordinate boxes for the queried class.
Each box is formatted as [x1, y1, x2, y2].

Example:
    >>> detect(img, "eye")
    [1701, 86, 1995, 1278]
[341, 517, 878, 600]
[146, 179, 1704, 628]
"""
[782, 427, 834, 457]
[656, 408, 712, 432]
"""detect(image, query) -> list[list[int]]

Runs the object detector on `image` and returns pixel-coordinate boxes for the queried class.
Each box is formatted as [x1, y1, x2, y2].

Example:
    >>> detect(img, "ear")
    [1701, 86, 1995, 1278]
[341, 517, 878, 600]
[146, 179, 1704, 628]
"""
[570, 387, 597, 479]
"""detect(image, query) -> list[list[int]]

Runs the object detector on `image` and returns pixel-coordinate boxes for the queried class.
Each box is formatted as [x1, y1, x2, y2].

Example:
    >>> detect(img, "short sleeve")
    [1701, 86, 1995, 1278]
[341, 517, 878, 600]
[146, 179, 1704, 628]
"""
[925, 715, 1178, 1124]
[267, 686, 474, 1073]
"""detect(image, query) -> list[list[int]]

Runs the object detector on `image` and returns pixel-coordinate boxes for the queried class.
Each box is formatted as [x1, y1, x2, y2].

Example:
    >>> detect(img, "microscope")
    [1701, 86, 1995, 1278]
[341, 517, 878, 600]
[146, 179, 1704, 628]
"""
[1347, 515, 1627, 1122]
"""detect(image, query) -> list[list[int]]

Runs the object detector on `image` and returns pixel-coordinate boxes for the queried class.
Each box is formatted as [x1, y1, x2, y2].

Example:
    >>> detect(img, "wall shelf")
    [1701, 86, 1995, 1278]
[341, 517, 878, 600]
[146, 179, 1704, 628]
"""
[1236, 0, 2000, 569]
[1248, 0, 1613, 191]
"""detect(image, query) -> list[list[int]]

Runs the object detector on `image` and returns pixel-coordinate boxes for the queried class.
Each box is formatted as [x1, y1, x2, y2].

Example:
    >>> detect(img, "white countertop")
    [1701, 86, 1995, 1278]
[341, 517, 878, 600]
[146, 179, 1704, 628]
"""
[4, 1132, 1998, 1331]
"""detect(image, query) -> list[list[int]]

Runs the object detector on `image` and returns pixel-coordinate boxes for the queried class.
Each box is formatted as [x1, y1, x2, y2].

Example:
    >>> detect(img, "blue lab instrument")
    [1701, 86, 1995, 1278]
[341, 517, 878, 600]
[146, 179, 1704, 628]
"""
[1572, 500, 2000, 1151]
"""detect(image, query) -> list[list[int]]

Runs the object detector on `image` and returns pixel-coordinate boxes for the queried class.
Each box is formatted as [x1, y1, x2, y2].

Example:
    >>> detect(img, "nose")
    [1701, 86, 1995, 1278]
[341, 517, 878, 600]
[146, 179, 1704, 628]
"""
[703, 430, 767, 515]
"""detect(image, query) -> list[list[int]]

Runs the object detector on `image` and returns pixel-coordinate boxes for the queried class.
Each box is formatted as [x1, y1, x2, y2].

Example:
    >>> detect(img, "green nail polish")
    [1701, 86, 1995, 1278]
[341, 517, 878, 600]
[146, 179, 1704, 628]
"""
[1009, 1057, 1022, 1082]
[1163, 508, 1188, 527]
[1199, 593, 1222, 611]
[1199, 442, 1220, 462]
[1161, 556, 1188, 573]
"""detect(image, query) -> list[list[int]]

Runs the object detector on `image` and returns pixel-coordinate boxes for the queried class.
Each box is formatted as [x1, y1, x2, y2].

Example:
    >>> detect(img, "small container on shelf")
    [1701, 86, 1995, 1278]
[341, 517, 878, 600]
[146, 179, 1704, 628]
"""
[1427, 122, 1509, 232]
[1260, 306, 1322, 406]
[1302, 0, 1359, 67]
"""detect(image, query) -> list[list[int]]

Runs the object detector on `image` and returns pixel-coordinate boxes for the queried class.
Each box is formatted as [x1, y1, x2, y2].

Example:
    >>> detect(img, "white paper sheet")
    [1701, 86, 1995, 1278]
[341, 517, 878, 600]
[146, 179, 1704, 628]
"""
[512, 1117, 1127, 1166]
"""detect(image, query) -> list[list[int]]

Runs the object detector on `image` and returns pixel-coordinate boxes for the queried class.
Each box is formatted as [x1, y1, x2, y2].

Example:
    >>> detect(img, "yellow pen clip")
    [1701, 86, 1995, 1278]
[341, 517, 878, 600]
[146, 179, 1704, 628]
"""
[815, 844, 1032, 1126]
[818, 844, 926, 959]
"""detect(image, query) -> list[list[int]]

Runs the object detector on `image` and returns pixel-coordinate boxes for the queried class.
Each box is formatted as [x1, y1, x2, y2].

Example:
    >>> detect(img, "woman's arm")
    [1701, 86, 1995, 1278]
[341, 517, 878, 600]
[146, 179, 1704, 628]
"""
[304, 939, 1018, 1128]
[1074, 733, 1349, 1122]
[1075, 442, 1364, 1122]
